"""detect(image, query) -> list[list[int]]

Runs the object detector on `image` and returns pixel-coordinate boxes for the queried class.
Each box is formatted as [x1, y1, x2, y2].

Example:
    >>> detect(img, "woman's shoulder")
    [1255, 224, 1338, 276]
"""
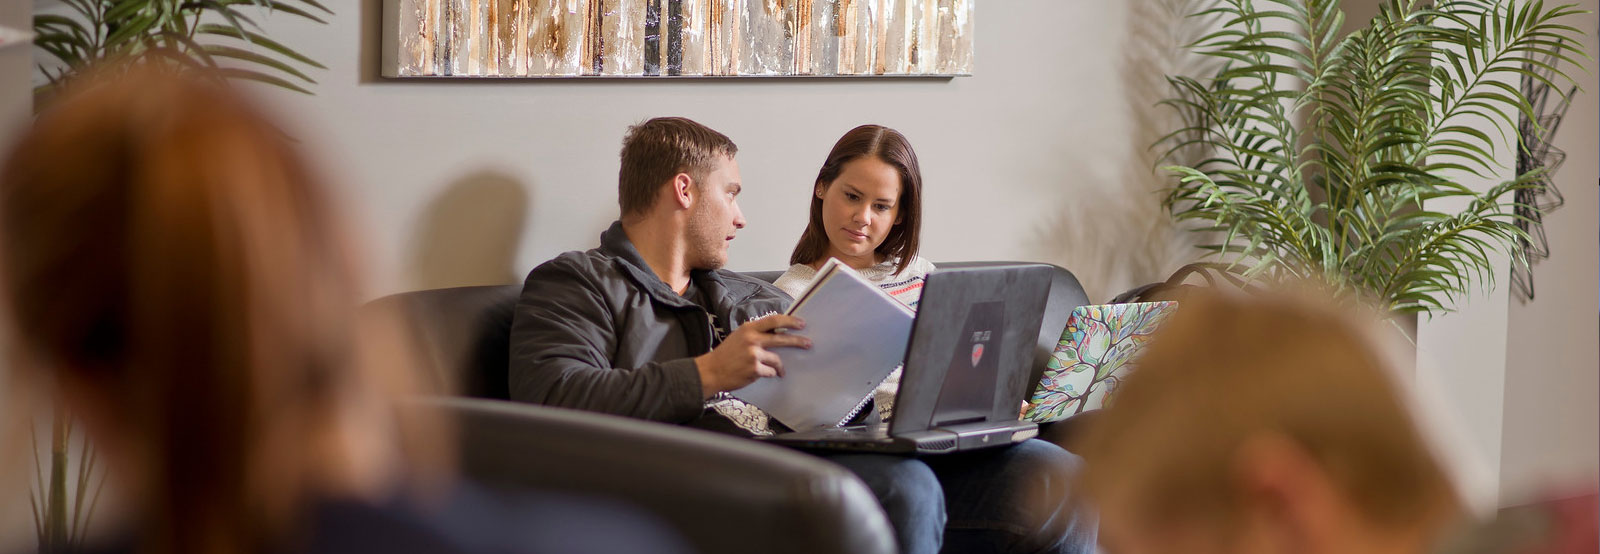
[771, 264, 818, 299]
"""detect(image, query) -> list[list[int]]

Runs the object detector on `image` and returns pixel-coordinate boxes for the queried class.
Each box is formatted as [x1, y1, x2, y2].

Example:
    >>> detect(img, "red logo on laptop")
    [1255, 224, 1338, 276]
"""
[971, 344, 984, 367]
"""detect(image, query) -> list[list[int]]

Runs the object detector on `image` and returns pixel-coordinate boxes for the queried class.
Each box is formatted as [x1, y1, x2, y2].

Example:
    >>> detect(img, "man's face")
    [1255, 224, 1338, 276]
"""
[686, 155, 745, 270]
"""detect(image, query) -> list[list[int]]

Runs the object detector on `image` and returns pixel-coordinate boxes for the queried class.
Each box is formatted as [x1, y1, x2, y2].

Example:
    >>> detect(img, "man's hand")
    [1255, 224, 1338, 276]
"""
[695, 315, 810, 399]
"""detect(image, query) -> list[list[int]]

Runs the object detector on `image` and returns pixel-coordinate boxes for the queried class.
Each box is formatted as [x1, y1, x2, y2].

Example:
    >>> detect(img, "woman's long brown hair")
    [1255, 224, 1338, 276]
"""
[789, 125, 923, 274]
[0, 70, 441, 554]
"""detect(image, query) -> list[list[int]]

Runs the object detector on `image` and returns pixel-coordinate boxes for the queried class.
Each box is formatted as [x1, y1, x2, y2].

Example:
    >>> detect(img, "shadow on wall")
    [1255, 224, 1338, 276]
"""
[407, 171, 531, 290]
[359, 0, 380, 83]
[1026, 0, 1216, 302]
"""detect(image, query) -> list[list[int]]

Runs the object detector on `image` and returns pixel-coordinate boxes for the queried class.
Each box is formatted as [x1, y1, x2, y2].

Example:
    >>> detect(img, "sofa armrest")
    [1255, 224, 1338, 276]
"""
[414, 397, 897, 554]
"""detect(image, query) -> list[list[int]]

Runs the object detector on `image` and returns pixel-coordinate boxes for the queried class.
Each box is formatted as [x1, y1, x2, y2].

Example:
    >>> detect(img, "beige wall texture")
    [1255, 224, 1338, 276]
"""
[252, 0, 1200, 300]
[1498, 0, 1600, 507]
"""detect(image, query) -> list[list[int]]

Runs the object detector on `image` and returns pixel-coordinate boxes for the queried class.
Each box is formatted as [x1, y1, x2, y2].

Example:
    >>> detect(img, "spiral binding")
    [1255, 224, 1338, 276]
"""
[835, 389, 877, 427]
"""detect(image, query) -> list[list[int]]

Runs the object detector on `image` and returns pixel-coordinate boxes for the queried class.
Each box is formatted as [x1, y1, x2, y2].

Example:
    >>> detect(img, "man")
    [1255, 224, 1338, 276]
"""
[1077, 291, 1461, 554]
[509, 117, 1095, 554]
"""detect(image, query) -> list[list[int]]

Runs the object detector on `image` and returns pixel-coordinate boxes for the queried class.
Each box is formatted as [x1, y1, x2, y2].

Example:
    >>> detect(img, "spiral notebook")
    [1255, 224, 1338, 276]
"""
[731, 259, 914, 430]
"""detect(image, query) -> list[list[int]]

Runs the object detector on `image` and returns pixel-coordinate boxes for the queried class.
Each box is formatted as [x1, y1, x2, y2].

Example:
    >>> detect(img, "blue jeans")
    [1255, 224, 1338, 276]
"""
[824, 439, 1096, 554]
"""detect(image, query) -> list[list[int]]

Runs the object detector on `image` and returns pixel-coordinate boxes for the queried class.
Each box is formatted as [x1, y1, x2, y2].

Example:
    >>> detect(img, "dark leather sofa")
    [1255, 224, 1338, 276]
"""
[377, 261, 1089, 554]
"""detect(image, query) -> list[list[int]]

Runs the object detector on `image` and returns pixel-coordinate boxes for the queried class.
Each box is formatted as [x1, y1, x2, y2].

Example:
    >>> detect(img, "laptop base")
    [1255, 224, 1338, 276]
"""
[760, 420, 1038, 455]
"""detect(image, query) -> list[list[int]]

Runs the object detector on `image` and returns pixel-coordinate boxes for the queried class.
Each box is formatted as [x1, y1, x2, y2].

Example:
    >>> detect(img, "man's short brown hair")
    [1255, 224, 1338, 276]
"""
[1077, 289, 1459, 534]
[618, 117, 738, 217]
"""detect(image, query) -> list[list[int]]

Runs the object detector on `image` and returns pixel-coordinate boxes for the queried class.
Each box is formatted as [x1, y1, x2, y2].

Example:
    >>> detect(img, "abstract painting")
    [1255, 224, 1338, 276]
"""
[381, 0, 973, 77]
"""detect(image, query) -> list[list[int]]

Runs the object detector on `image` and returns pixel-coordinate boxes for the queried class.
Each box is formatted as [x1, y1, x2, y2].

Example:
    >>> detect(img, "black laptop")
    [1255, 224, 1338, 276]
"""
[759, 264, 1054, 455]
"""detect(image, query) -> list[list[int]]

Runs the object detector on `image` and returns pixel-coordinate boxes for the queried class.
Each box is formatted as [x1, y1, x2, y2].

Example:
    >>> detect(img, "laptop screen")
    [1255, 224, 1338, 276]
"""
[929, 300, 1006, 426]
[889, 264, 1052, 434]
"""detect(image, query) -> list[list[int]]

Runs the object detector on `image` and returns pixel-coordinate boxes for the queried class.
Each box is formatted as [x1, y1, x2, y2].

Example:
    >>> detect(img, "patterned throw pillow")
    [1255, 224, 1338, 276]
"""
[1023, 302, 1178, 423]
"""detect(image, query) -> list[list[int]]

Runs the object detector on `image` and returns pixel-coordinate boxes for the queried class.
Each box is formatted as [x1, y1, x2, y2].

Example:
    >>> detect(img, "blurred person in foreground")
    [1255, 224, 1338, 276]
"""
[1075, 290, 1461, 554]
[0, 68, 687, 554]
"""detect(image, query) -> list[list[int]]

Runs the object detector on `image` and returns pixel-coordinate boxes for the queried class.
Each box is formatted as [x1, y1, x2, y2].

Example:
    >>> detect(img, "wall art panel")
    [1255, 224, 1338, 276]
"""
[383, 0, 973, 77]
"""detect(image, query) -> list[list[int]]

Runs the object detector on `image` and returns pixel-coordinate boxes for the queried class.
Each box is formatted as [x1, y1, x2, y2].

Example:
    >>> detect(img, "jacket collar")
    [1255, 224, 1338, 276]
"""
[598, 221, 745, 311]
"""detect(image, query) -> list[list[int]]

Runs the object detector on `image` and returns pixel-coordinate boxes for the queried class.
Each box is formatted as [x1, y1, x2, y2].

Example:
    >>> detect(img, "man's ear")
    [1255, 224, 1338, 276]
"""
[672, 173, 695, 210]
[1232, 433, 1339, 550]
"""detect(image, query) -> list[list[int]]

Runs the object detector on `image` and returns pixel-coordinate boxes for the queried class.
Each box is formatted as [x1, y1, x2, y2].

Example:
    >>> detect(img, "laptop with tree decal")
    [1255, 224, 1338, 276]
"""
[1022, 302, 1179, 423]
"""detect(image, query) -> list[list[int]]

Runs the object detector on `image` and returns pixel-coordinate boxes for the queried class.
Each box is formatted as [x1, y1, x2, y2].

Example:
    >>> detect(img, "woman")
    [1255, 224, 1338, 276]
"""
[774, 124, 933, 419]
[770, 125, 1096, 554]
[0, 70, 682, 554]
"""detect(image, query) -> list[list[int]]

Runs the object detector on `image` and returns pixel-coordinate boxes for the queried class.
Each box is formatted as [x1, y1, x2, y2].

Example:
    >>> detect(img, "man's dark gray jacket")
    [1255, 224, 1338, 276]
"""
[508, 221, 791, 434]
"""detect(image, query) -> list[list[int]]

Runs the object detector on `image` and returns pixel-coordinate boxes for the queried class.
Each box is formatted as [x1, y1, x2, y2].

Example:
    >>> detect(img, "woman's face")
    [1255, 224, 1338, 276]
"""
[816, 157, 902, 269]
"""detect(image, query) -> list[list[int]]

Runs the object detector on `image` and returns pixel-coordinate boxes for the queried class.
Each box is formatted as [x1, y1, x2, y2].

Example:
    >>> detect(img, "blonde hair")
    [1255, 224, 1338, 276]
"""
[0, 69, 443, 554]
[1077, 290, 1458, 535]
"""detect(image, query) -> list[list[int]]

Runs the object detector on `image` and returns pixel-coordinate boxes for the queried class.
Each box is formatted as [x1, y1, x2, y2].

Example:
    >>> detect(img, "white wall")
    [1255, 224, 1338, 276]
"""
[1414, 65, 1520, 516]
[252, 0, 1198, 300]
[1498, 1, 1600, 506]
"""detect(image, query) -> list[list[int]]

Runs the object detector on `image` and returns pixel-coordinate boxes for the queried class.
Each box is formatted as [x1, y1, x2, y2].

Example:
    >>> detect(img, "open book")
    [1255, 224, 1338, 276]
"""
[732, 259, 915, 430]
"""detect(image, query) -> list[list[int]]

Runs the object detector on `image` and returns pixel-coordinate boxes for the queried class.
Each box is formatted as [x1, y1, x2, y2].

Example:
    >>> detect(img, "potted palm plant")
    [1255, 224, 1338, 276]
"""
[26, 2, 329, 550]
[1160, 0, 1586, 315]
